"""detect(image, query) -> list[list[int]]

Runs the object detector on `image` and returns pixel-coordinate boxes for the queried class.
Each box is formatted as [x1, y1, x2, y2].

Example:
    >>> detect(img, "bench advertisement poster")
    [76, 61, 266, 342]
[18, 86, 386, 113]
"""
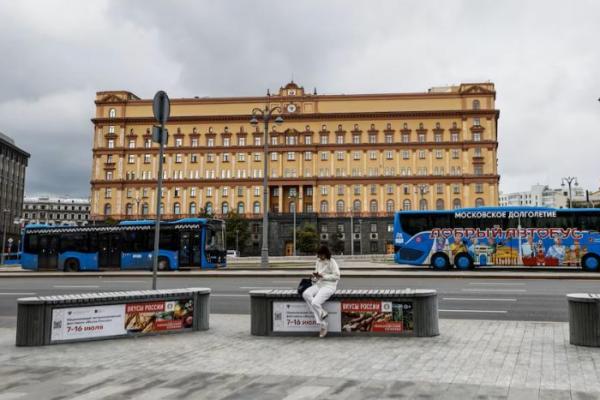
[272, 302, 341, 332]
[341, 300, 414, 333]
[50, 299, 194, 342]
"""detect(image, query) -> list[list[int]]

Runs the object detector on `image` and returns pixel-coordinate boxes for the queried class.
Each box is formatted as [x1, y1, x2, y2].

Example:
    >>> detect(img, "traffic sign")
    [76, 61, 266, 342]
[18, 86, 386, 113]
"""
[152, 91, 170, 124]
[151, 126, 168, 144]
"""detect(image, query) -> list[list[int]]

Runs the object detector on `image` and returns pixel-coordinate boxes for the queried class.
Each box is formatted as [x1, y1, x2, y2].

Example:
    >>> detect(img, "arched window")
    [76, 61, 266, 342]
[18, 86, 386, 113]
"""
[320, 200, 329, 213]
[436, 199, 445, 210]
[453, 199, 461, 209]
[353, 200, 361, 212]
[173, 202, 181, 215]
[253, 201, 260, 214]
[289, 201, 296, 213]
[472, 100, 480, 110]
[386, 199, 395, 212]
[403, 199, 411, 211]
[205, 202, 213, 214]
[238, 202, 245, 214]
[160, 203, 165, 214]
[419, 199, 428, 210]
[475, 198, 485, 207]
[103, 203, 111, 216]
[221, 202, 229, 214]
[370, 200, 378, 212]
[125, 203, 133, 215]
[141, 203, 149, 216]
[189, 202, 196, 215]
[108, 108, 116, 118]
[336, 200, 345, 213]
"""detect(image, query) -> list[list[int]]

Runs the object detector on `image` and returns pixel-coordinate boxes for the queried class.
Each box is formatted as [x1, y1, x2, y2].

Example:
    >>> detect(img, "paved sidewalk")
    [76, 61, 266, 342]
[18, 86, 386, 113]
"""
[1, 315, 600, 399]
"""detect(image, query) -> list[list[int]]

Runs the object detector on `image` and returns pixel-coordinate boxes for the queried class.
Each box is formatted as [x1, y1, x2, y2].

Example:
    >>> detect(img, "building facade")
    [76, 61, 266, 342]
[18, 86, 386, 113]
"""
[499, 183, 586, 208]
[22, 196, 91, 227]
[90, 82, 500, 255]
[0, 132, 29, 249]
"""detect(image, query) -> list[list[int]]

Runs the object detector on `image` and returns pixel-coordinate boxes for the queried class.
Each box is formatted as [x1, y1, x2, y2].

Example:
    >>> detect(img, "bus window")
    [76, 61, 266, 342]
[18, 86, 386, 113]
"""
[24, 234, 39, 254]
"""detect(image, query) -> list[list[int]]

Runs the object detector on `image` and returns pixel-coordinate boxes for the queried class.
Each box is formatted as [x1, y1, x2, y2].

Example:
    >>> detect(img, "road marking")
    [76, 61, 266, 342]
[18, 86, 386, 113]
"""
[468, 282, 526, 286]
[461, 288, 526, 293]
[443, 297, 517, 302]
[439, 309, 508, 313]
[107, 280, 147, 284]
[212, 294, 248, 297]
[53, 285, 100, 289]
[239, 286, 292, 289]
[0, 292, 36, 296]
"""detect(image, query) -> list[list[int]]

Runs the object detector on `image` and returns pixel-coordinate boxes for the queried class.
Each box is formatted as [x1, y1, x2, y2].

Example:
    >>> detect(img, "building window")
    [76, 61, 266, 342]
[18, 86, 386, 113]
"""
[370, 200, 378, 212]
[237, 137, 245, 146]
[369, 151, 377, 160]
[475, 183, 484, 193]
[386, 200, 394, 212]
[385, 150, 393, 160]
[108, 126, 115, 134]
[474, 166, 483, 176]
[304, 151, 312, 161]
[175, 138, 183, 147]
[253, 202, 260, 214]
[172, 202, 181, 215]
[205, 202, 213, 214]
[271, 152, 278, 161]
[207, 138, 214, 147]
[237, 202, 245, 214]
[336, 200, 345, 213]
[238, 153, 246, 162]
[473, 132, 481, 141]
[353, 200, 361, 212]
[418, 150, 426, 159]
[473, 100, 480, 110]
[434, 133, 442, 143]
[320, 135, 328, 145]
[370, 223, 378, 233]
[287, 152, 295, 161]
[145, 139, 152, 148]
[221, 202, 229, 214]
[189, 202, 196, 215]
[453, 199, 461, 209]
[336, 151, 344, 161]
[107, 139, 114, 148]
[436, 199, 444, 210]
[320, 152, 329, 161]
[336, 135, 344, 144]
[108, 108, 116, 118]
[385, 134, 393, 144]
[103, 203, 111, 215]
[175, 154, 182, 163]
[452, 184, 460, 194]
[191, 138, 199, 147]
[419, 199, 428, 211]
[320, 200, 329, 213]
[473, 118, 480, 127]
[418, 134, 425, 143]
[451, 149, 460, 159]
[368, 134, 376, 144]
[403, 199, 411, 210]
[304, 136, 312, 145]
[451, 132, 459, 142]
[352, 135, 360, 144]
[127, 154, 135, 164]
[105, 171, 113, 180]
[402, 133, 410, 143]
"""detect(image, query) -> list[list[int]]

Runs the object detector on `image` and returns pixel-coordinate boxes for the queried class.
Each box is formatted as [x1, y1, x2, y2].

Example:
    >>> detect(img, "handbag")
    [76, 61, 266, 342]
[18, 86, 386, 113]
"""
[297, 278, 313, 295]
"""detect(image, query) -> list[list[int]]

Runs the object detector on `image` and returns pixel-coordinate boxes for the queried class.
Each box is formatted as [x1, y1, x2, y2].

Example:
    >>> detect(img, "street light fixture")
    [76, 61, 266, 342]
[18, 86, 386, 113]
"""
[415, 184, 429, 210]
[250, 92, 283, 268]
[561, 177, 578, 208]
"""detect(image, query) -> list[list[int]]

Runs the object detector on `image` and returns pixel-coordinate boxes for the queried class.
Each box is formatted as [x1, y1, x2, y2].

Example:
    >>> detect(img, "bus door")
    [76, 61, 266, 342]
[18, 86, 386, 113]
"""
[179, 230, 202, 267]
[38, 235, 59, 270]
[98, 232, 121, 269]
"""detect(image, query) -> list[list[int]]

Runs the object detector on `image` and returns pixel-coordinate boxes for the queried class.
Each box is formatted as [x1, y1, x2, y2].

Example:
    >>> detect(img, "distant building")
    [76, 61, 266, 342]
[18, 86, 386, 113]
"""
[0, 131, 29, 248]
[22, 196, 91, 226]
[500, 184, 586, 208]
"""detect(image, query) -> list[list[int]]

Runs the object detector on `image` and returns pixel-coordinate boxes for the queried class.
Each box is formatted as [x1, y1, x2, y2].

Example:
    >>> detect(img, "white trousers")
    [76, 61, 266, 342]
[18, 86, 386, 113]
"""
[302, 284, 335, 325]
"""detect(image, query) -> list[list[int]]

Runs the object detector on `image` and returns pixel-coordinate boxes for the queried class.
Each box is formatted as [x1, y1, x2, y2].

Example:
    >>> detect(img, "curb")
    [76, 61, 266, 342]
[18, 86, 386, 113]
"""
[1, 270, 599, 279]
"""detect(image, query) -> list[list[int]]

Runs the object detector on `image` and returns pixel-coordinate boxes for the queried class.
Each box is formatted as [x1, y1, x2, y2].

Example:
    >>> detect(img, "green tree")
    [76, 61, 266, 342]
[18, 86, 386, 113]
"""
[329, 230, 345, 255]
[224, 211, 250, 255]
[297, 223, 319, 255]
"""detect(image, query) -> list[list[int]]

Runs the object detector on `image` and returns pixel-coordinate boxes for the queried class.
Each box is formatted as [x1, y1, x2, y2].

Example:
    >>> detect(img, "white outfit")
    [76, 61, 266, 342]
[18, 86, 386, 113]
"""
[302, 258, 340, 325]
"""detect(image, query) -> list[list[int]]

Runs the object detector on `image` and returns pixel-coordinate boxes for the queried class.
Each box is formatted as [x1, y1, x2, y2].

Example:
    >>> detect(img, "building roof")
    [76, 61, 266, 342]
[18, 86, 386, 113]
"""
[0, 131, 30, 158]
[24, 196, 90, 204]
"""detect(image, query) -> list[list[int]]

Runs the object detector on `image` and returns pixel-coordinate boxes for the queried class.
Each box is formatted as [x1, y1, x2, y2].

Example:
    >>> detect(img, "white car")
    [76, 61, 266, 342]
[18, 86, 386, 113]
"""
[227, 250, 239, 258]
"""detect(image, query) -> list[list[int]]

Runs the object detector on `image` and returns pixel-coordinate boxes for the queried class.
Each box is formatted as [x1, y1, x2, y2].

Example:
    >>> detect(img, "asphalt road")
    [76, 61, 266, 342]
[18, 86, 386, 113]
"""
[1, 276, 596, 328]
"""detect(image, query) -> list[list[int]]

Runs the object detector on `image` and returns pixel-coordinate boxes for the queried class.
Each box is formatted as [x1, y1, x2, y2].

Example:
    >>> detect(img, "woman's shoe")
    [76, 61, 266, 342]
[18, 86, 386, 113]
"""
[319, 322, 328, 338]
[320, 310, 329, 320]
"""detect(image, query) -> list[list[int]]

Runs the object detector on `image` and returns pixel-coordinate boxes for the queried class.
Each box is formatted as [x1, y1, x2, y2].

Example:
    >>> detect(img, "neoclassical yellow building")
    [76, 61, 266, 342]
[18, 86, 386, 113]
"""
[90, 81, 499, 254]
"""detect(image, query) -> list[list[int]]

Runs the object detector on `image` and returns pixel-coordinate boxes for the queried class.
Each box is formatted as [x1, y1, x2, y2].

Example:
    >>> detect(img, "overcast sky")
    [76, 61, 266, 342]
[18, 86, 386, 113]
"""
[1, 0, 599, 198]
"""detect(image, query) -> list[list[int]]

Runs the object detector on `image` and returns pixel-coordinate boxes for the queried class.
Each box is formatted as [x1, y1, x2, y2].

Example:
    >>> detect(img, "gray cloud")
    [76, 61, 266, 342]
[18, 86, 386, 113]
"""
[0, 0, 599, 198]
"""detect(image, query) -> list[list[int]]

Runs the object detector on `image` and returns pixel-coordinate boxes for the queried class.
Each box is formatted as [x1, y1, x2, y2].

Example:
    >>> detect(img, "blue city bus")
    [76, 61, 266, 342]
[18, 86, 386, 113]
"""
[393, 207, 600, 271]
[19, 218, 226, 271]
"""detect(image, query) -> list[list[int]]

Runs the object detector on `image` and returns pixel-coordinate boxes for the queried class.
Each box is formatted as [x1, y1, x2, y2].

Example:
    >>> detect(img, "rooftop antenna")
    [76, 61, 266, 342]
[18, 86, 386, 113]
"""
[291, 72, 294, 83]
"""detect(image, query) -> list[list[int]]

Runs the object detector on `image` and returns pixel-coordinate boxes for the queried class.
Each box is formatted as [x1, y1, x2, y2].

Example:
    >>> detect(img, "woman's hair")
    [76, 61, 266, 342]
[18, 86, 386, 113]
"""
[317, 245, 331, 259]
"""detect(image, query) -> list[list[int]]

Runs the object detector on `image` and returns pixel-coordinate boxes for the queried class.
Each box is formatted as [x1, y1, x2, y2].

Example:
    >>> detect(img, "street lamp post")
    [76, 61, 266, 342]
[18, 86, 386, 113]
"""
[1, 209, 10, 265]
[349, 207, 354, 257]
[235, 229, 239, 256]
[250, 94, 283, 268]
[289, 193, 297, 257]
[561, 177, 578, 208]
[134, 196, 141, 219]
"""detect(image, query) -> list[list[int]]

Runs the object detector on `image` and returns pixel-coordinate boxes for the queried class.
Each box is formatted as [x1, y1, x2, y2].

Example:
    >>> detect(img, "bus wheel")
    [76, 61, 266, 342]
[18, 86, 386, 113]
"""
[454, 253, 474, 270]
[430, 253, 450, 270]
[581, 254, 600, 272]
[64, 258, 80, 272]
[158, 257, 170, 271]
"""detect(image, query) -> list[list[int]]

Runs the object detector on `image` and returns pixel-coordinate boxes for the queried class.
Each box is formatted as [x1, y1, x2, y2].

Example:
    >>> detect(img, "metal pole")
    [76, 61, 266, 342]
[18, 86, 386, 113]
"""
[293, 200, 296, 256]
[568, 182, 572, 208]
[350, 209, 354, 256]
[152, 123, 165, 289]
[0, 210, 7, 265]
[261, 115, 269, 268]
[235, 229, 239, 255]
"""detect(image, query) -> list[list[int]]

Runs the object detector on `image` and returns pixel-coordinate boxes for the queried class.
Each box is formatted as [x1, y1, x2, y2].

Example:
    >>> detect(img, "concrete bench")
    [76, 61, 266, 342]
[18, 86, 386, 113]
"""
[250, 289, 438, 337]
[568, 293, 600, 347]
[16, 288, 210, 346]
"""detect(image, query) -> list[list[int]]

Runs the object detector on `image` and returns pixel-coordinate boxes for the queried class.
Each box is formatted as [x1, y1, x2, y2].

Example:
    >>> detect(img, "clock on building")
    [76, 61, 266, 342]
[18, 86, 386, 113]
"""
[286, 103, 297, 113]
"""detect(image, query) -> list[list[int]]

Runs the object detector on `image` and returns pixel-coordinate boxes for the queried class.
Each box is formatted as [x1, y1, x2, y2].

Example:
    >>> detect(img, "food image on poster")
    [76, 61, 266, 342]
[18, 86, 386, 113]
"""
[341, 300, 413, 333]
[124, 299, 193, 334]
